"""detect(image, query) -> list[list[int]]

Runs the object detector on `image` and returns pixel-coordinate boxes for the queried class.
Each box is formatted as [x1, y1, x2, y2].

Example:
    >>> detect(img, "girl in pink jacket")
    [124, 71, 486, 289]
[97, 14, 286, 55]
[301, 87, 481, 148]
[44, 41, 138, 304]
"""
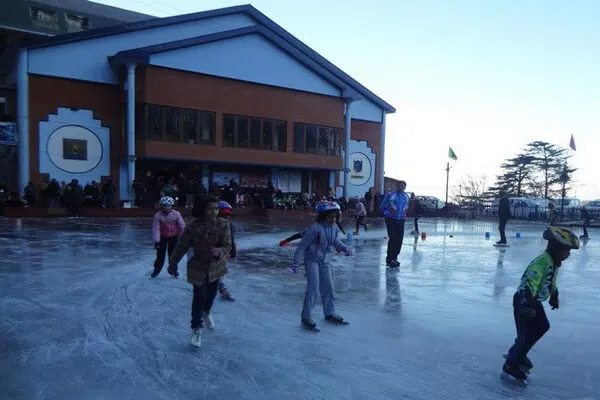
[151, 196, 185, 278]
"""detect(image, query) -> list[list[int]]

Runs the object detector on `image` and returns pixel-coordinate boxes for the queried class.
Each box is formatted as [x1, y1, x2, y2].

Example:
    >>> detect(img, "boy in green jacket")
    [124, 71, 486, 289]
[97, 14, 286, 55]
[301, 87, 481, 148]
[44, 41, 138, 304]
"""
[502, 226, 580, 381]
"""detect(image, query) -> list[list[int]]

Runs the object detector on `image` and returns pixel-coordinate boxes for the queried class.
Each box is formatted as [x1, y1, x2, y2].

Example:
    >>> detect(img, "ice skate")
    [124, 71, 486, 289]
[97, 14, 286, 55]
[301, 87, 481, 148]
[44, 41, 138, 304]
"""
[386, 260, 400, 268]
[150, 269, 160, 278]
[203, 311, 215, 330]
[301, 318, 320, 332]
[325, 314, 349, 325]
[410, 230, 419, 236]
[502, 354, 533, 374]
[190, 329, 202, 348]
[167, 265, 178, 278]
[219, 287, 235, 302]
[501, 361, 528, 386]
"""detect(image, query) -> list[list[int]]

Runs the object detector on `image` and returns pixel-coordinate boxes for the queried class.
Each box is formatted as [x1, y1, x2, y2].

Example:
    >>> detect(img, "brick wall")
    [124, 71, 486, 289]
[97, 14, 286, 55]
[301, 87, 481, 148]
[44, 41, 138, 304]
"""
[139, 66, 344, 169]
[351, 119, 382, 192]
[28, 74, 123, 191]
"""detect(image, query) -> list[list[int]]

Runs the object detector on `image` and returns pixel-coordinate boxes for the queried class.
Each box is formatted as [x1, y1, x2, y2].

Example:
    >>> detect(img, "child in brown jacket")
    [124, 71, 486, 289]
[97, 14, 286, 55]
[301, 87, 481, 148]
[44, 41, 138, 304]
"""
[169, 194, 232, 348]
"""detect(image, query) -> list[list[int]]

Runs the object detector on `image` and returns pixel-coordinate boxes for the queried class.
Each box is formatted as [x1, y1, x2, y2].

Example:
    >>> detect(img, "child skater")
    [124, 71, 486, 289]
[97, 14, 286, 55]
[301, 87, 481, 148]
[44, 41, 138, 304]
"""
[502, 226, 580, 382]
[409, 193, 423, 235]
[280, 203, 346, 246]
[217, 200, 236, 301]
[290, 201, 352, 331]
[151, 196, 185, 278]
[353, 198, 368, 235]
[168, 195, 232, 348]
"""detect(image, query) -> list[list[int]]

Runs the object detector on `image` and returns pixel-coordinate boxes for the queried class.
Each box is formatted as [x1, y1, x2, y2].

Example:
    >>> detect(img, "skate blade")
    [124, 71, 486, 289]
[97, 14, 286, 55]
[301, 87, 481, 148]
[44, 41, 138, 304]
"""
[501, 372, 528, 387]
[502, 354, 531, 375]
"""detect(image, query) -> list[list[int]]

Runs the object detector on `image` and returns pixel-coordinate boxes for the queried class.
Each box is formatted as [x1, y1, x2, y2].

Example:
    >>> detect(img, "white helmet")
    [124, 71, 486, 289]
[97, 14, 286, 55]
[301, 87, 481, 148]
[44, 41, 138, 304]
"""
[159, 196, 175, 207]
[543, 226, 580, 249]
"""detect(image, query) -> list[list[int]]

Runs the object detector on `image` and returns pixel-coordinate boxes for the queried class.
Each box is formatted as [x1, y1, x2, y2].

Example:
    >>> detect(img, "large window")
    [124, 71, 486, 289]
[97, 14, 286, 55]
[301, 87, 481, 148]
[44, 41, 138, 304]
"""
[223, 114, 287, 152]
[136, 104, 215, 145]
[65, 14, 90, 32]
[30, 7, 59, 31]
[293, 123, 342, 156]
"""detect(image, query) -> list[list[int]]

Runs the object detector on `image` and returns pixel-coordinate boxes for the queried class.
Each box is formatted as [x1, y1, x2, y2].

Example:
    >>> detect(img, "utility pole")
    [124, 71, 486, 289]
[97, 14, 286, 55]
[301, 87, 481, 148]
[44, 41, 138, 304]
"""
[559, 162, 568, 220]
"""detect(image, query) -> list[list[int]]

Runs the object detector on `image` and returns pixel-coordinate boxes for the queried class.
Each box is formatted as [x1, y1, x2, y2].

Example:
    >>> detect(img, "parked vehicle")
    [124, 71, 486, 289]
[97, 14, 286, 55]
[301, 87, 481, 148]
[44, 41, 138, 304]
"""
[553, 198, 582, 220]
[490, 197, 545, 220]
[417, 196, 443, 211]
[583, 200, 600, 218]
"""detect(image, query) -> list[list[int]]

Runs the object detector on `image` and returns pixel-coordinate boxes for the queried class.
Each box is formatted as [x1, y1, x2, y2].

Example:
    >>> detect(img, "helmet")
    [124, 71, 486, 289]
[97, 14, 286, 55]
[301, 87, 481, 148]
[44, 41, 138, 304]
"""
[315, 201, 340, 214]
[159, 196, 175, 207]
[219, 200, 233, 216]
[543, 227, 580, 249]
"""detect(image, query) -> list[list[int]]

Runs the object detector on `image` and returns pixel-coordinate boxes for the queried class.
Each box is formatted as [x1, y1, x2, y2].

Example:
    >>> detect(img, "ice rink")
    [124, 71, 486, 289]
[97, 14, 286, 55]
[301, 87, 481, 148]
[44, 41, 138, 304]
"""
[1, 217, 599, 400]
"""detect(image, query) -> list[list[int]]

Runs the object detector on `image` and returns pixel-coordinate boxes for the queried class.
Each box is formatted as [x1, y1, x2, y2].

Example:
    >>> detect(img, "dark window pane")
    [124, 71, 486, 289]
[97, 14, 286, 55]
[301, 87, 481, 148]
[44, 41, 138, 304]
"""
[164, 107, 179, 141]
[135, 104, 145, 140]
[262, 120, 273, 151]
[318, 127, 329, 156]
[306, 126, 317, 154]
[236, 118, 249, 148]
[223, 116, 235, 147]
[182, 109, 198, 144]
[293, 124, 304, 152]
[147, 105, 162, 140]
[250, 119, 261, 149]
[200, 112, 214, 144]
[330, 128, 341, 156]
[276, 121, 286, 152]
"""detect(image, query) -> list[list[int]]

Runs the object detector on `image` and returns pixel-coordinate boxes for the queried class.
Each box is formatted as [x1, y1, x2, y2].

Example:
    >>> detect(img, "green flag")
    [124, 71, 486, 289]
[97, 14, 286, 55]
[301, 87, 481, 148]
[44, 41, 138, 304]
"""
[448, 147, 458, 161]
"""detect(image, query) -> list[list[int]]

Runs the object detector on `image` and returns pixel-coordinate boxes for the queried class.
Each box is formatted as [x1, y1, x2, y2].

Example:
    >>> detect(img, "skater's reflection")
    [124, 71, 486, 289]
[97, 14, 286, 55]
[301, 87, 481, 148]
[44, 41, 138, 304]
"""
[411, 235, 422, 272]
[493, 249, 507, 298]
[384, 272, 402, 313]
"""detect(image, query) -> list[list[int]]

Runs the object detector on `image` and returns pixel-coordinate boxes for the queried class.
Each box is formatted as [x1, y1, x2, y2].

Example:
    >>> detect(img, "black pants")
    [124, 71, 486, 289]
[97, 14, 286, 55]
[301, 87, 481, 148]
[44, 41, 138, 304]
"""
[153, 236, 179, 272]
[385, 218, 405, 263]
[413, 217, 420, 232]
[506, 293, 549, 365]
[355, 216, 367, 232]
[499, 217, 508, 243]
[191, 278, 220, 330]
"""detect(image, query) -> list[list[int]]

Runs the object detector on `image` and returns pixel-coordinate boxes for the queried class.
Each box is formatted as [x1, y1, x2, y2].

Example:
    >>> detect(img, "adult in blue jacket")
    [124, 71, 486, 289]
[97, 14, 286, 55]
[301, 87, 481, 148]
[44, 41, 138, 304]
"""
[380, 181, 410, 267]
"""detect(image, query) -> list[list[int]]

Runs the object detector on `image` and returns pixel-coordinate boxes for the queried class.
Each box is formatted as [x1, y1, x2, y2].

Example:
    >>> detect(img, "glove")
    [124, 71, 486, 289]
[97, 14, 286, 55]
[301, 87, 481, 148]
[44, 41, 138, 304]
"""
[550, 292, 559, 310]
[154, 242, 161, 250]
[520, 307, 536, 318]
[279, 240, 289, 247]
[344, 249, 353, 257]
[288, 265, 298, 274]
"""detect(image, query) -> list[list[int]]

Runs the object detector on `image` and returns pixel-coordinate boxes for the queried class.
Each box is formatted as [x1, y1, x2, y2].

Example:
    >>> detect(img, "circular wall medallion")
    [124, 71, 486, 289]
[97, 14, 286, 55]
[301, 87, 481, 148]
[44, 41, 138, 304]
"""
[349, 152, 372, 186]
[47, 125, 103, 173]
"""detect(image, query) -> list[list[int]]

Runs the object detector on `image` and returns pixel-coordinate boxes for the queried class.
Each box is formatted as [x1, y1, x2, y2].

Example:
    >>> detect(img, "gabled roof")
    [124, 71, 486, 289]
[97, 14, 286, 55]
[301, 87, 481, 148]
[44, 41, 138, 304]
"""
[109, 25, 357, 99]
[25, 4, 395, 113]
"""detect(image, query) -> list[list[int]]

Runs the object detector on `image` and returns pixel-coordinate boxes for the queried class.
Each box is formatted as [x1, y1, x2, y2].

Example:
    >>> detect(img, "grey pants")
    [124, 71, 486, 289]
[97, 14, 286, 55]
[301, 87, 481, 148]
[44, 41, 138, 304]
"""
[302, 261, 335, 320]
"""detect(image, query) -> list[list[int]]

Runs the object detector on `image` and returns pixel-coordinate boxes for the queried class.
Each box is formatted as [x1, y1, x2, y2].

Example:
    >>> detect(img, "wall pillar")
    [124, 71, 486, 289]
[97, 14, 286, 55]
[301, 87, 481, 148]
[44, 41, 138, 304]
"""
[379, 112, 386, 195]
[126, 63, 136, 200]
[17, 49, 29, 195]
[343, 100, 353, 199]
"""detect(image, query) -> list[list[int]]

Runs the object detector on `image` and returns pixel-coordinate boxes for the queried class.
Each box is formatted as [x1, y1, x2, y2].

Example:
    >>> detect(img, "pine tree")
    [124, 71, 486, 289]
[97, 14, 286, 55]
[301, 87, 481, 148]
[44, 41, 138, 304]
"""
[524, 141, 571, 198]
[489, 154, 536, 197]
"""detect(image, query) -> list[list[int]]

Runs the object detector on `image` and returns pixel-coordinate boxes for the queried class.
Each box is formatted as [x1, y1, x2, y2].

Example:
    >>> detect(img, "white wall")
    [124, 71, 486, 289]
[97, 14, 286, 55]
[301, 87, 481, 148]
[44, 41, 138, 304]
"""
[350, 99, 383, 122]
[28, 14, 255, 84]
[339, 139, 376, 199]
[150, 34, 340, 97]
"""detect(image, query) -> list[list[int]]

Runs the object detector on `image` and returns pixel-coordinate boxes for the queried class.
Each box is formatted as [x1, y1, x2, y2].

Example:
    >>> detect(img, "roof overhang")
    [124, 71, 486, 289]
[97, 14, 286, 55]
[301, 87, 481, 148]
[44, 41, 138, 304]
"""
[24, 4, 395, 113]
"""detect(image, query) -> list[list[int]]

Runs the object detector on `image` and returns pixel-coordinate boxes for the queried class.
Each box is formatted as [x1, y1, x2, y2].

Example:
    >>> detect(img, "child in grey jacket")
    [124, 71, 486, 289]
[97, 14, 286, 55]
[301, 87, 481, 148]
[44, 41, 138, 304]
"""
[292, 201, 352, 331]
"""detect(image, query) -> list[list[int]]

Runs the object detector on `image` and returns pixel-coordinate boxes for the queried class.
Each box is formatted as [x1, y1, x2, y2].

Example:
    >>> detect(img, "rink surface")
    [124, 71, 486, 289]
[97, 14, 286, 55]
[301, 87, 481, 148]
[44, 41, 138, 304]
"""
[1, 217, 599, 400]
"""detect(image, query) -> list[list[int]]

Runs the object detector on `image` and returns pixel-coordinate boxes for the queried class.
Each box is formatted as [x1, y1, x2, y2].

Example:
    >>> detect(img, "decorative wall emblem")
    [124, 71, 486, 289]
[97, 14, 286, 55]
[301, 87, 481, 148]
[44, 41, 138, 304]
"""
[47, 125, 102, 173]
[349, 152, 372, 186]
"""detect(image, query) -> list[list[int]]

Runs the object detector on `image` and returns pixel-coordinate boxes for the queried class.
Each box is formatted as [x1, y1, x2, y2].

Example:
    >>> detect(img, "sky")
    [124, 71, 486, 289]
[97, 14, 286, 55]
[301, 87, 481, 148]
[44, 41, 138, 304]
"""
[95, 0, 600, 200]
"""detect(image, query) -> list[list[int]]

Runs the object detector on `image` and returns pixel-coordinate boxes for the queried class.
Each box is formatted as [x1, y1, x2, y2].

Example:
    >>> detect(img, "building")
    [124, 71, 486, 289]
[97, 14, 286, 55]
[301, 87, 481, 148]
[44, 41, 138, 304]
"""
[14, 4, 395, 201]
[0, 0, 152, 187]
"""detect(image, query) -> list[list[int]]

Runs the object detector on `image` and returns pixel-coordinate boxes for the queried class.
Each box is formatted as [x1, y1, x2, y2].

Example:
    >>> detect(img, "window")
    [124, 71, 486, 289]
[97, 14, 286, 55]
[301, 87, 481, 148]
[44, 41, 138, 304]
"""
[250, 119, 261, 149]
[223, 116, 235, 146]
[65, 14, 90, 32]
[137, 104, 214, 145]
[293, 123, 342, 156]
[30, 7, 59, 31]
[223, 114, 287, 151]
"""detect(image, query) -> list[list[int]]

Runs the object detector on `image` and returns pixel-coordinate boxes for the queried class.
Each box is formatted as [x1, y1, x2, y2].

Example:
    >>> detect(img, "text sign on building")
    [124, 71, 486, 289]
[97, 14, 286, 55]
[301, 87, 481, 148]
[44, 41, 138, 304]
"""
[349, 152, 372, 186]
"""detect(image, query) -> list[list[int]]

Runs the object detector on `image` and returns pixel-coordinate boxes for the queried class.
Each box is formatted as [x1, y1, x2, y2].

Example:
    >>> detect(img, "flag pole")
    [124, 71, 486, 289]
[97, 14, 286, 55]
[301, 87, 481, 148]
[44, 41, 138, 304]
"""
[445, 162, 450, 205]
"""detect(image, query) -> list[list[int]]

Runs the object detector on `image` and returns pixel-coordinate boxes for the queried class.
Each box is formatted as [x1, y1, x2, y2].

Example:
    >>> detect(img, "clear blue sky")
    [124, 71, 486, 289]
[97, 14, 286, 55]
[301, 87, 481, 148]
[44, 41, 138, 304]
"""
[95, 0, 600, 200]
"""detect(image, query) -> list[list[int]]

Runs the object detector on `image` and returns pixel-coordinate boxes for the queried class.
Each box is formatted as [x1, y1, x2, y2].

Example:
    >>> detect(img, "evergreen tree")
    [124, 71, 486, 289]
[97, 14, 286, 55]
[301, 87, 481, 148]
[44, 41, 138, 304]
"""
[524, 141, 571, 198]
[489, 154, 536, 197]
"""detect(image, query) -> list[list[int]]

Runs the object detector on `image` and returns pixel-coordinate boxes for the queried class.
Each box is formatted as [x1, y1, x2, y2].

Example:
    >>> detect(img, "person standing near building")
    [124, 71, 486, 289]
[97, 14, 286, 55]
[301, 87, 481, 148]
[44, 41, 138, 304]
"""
[380, 181, 410, 268]
[353, 198, 368, 235]
[497, 191, 511, 246]
[409, 193, 423, 235]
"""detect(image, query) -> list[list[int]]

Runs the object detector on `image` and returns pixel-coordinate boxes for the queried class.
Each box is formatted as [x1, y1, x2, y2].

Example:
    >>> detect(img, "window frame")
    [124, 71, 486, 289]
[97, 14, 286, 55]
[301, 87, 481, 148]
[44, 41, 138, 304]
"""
[292, 122, 342, 156]
[222, 114, 287, 152]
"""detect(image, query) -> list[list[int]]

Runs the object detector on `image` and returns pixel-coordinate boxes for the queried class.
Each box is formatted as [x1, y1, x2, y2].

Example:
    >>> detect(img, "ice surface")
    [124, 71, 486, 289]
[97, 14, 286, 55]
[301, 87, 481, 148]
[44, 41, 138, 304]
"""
[1, 217, 600, 400]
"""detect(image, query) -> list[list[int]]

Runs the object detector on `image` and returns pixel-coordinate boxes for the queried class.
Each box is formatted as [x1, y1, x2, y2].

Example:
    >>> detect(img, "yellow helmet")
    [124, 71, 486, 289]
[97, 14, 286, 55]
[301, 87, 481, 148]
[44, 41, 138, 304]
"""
[543, 226, 580, 250]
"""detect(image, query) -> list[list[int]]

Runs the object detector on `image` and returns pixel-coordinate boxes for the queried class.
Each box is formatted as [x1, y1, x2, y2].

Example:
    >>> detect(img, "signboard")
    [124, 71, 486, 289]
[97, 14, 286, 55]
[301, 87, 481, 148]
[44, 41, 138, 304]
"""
[349, 152, 372, 186]
[0, 122, 17, 146]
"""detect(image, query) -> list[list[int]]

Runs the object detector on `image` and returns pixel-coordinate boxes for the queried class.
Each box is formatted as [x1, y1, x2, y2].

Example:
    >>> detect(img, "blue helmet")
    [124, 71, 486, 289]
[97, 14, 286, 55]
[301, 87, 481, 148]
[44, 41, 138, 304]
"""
[315, 201, 340, 214]
[219, 200, 232, 210]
